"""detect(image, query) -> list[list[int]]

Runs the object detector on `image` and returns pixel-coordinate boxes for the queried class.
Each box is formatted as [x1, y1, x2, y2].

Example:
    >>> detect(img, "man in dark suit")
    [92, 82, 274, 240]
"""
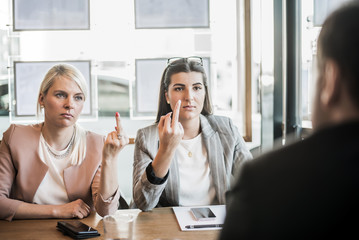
[220, 2, 359, 239]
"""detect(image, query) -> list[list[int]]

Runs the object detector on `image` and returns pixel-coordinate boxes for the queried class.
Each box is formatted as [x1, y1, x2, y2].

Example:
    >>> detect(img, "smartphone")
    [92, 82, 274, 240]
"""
[57, 220, 100, 239]
[190, 207, 216, 221]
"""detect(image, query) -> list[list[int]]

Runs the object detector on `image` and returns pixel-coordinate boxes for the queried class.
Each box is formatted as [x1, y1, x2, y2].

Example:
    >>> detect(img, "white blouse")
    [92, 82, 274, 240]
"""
[177, 133, 216, 206]
[32, 134, 71, 205]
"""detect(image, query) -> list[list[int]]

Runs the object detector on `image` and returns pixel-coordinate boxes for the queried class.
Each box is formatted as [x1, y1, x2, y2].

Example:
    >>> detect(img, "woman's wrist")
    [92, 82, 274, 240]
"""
[102, 153, 119, 165]
[157, 144, 176, 157]
[152, 149, 175, 178]
[51, 205, 60, 218]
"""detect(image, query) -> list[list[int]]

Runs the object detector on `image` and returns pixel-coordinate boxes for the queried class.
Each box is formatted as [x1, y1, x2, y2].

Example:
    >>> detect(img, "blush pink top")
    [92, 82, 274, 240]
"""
[0, 124, 120, 221]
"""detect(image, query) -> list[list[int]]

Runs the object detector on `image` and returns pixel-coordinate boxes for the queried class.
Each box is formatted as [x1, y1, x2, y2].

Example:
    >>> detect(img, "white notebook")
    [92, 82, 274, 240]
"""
[172, 205, 226, 231]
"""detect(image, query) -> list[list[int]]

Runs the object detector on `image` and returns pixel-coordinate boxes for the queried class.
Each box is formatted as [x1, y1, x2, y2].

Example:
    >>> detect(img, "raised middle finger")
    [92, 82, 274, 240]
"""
[171, 100, 181, 129]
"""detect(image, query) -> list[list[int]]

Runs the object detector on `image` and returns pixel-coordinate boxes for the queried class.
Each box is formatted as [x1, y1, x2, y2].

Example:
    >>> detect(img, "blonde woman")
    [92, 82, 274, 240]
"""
[0, 64, 128, 221]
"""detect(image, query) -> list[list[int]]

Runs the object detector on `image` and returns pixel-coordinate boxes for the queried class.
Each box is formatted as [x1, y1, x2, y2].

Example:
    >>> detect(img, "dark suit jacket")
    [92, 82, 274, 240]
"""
[220, 121, 359, 239]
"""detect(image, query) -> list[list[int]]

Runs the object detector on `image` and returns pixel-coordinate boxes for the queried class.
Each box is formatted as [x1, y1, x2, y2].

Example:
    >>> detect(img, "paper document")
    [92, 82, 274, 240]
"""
[172, 205, 226, 231]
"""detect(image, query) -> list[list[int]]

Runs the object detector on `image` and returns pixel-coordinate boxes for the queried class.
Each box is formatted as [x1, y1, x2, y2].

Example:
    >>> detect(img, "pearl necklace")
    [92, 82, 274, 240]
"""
[44, 131, 75, 159]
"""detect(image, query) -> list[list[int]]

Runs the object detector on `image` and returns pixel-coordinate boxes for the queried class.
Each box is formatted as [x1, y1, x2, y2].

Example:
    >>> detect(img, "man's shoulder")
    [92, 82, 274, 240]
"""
[244, 138, 314, 176]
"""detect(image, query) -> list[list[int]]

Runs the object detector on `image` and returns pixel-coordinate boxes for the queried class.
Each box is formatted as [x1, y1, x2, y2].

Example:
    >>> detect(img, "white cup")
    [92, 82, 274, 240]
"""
[103, 213, 134, 240]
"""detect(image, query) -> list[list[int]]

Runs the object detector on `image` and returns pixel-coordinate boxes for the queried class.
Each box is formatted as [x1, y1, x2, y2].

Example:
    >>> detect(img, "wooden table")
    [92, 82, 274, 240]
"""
[0, 207, 220, 240]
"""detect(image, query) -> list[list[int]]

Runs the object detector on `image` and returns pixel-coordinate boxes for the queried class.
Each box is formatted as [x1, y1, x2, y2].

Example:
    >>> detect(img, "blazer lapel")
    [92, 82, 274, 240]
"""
[21, 124, 48, 202]
[166, 152, 180, 205]
[23, 152, 48, 202]
[64, 133, 102, 203]
[156, 135, 179, 206]
[200, 115, 228, 204]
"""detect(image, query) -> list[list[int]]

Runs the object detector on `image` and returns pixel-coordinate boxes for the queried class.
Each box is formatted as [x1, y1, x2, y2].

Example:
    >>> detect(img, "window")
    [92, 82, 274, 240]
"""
[13, 0, 90, 31]
[300, 0, 351, 129]
[135, 0, 209, 29]
[8, 61, 95, 123]
[1, 0, 258, 147]
[96, 61, 130, 117]
[0, 1, 14, 116]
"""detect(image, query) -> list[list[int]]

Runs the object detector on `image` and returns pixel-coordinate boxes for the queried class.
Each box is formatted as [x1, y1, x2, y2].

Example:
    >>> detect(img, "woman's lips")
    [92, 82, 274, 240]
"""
[183, 105, 195, 109]
[61, 113, 73, 119]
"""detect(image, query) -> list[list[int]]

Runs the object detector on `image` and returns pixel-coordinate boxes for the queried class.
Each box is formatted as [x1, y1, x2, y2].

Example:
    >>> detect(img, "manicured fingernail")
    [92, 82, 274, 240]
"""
[116, 112, 119, 117]
[115, 126, 118, 131]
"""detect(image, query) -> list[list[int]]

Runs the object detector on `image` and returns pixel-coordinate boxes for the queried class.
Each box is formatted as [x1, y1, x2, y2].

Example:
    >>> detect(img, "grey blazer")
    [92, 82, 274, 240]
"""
[133, 114, 252, 211]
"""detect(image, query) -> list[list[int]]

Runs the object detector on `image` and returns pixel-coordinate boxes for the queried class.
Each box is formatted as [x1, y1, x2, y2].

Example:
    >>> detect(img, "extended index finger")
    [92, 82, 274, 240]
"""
[171, 100, 181, 128]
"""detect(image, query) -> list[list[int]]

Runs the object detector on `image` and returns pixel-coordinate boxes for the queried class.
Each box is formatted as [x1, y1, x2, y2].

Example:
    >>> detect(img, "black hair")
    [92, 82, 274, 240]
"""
[318, 1, 359, 109]
[155, 59, 213, 123]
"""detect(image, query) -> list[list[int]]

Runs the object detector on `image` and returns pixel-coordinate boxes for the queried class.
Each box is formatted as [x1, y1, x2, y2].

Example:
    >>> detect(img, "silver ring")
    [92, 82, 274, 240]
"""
[117, 134, 123, 140]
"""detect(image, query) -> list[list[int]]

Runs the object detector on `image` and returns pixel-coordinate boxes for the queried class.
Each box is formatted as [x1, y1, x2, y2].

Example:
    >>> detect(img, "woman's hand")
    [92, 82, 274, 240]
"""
[14, 199, 91, 220]
[151, 100, 184, 178]
[102, 112, 129, 161]
[53, 199, 91, 219]
[99, 112, 128, 200]
[158, 100, 184, 152]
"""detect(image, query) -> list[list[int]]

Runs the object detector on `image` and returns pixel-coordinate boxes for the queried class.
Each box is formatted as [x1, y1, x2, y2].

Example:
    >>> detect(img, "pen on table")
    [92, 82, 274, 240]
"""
[185, 224, 223, 229]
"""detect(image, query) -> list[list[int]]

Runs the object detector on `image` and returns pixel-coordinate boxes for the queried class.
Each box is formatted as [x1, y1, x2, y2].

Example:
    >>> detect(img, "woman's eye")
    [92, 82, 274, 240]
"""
[75, 96, 83, 101]
[55, 93, 66, 98]
[174, 87, 183, 91]
[194, 86, 202, 91]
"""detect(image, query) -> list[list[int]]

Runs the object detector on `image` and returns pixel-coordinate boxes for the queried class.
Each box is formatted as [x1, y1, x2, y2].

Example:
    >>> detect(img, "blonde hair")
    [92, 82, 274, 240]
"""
[37, 63, 88, 165]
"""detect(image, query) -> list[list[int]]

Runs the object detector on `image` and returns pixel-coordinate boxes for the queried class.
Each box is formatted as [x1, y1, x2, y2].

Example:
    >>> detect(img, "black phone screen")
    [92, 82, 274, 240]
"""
[190, 207, 216, 221]
[57, 220, 98, 235]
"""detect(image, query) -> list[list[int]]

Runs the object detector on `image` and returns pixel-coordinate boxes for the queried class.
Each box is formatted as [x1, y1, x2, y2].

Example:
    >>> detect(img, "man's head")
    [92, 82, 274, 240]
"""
[312, 1, 359, 129]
